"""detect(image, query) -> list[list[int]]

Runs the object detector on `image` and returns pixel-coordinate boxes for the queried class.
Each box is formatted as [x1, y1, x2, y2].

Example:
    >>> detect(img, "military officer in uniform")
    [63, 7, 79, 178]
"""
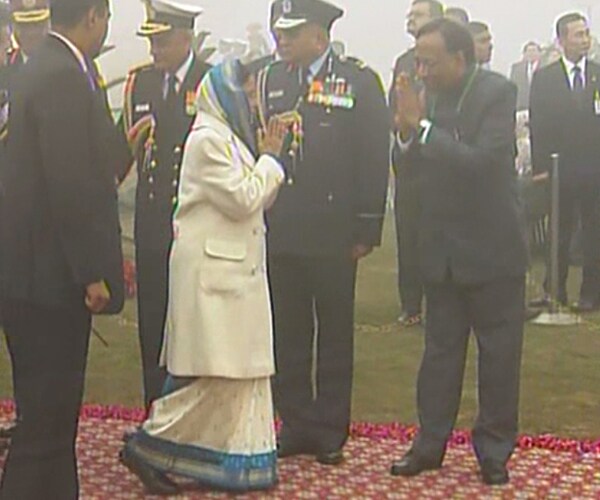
[260, 0, 390, 465]
[7, 0, 49, 67]
[119, 0, 210, 409]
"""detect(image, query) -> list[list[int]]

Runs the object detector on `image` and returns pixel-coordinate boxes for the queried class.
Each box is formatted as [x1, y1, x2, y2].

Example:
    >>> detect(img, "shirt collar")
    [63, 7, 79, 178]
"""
[168, 50, 195, 87]
[562, 56, 586, 76]
[49, 31, 88, 74]
[307, 47, 331, 80]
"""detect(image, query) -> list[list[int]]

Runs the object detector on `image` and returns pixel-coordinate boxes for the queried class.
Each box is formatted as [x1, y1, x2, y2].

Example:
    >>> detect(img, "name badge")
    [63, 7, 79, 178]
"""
[268, 89, 285, 99]
[594, 90, 600, 115]
[135, 103, 151, 113]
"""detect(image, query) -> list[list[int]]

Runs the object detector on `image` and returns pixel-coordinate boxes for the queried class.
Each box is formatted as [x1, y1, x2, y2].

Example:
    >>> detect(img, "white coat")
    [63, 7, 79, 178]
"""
[160, 111, 285, 379]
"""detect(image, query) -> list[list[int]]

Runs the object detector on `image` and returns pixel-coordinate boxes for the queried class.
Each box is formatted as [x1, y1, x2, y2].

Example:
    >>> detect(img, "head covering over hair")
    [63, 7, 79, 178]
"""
[195, 58, 270, 156]
[273, 0, 343, 31]
[10, 0, 49, 24]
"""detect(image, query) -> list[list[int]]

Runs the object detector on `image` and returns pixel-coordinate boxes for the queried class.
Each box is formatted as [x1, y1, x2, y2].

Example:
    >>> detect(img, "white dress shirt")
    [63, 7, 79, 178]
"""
[562, 56, 587, 90]
[163, 50, 194, 98]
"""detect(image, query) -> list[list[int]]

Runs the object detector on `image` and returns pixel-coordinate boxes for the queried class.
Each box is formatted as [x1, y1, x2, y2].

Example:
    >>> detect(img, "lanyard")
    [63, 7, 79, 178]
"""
[427, 66, 478, 121]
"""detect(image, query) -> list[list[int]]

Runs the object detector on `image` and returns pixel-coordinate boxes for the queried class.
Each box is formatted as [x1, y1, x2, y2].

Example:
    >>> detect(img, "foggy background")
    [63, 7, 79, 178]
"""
[103, 0, 600, 106]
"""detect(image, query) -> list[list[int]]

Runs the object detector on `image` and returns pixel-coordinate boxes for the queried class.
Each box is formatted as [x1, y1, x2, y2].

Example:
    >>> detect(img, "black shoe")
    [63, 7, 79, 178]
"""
[119, 448, 180, 496]
[316, 449, 345, 466]
[390, 451, 443, 477]
[481, 460, 509, 486]
[276, 439, 316, 459]
[571, 300, 599, 314]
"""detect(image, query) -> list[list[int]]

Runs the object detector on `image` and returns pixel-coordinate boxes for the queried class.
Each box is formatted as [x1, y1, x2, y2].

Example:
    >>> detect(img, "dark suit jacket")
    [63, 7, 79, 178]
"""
[403, 69, 528, 285]
[390, 48, 423, 183]
[529, 59, 600, 178]
[510, 60, 535, 111]
[1, 35, 125, 309]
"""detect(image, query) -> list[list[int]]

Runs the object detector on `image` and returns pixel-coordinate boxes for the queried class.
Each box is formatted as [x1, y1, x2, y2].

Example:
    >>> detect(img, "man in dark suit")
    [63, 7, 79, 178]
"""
[119, 0, 211, 409]
[391, 0, 444, 328]
[0, 0, 50, 450]
[529, 13, 600, 312]
[510, 41, 541, 111]
[262, 0, 389, 465]
[0, 0, 125, 498]
[390, 19, 528, 485]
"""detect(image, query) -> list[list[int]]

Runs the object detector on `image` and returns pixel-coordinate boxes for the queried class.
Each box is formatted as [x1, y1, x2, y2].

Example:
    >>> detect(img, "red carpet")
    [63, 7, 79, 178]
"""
[2, 402, 600, 499]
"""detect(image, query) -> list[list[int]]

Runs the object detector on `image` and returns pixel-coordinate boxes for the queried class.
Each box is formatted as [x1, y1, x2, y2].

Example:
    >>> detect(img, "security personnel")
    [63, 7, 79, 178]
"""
[0, 0, 12, 452]
[7, 0, 49, 68]
[261, 0, 389, 465]
[119, 0, 210, 409]
[1, 0, 48, 448]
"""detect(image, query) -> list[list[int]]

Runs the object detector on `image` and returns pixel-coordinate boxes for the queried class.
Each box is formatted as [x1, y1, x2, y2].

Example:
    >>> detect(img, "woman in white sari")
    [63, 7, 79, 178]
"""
[120, 59, 287, 496]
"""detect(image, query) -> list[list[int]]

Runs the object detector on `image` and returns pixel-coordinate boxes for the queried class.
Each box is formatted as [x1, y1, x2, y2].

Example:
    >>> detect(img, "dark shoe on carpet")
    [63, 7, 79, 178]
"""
[481, 460, 509, 486]
[316, 449, 345, 466]
[390, 450, 442, 477]
[119, 448, 180, 496]
[398, 313, 423, 328]
[571, 300, 599, 314]
[277, 439, 316, 459]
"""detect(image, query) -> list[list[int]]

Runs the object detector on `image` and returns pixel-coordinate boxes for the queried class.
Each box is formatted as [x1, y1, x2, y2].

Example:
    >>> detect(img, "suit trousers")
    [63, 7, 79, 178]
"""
[543, 177, 600, 303]
[0, 299, 91, 500]
[394, 176, 423, 316]
[269, 254, 357, 452]
[135, 243, 169, 409]
[412, 276, 525, 465]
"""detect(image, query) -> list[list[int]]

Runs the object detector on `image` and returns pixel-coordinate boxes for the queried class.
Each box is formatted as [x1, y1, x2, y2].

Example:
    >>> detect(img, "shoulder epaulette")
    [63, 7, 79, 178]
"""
[126, 61, 154, 77]
[342, 56, 369, 70]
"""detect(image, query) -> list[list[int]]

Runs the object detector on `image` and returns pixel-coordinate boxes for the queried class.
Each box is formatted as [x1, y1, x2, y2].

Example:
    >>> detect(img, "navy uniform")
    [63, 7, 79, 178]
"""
[261, 0, 389, 459]
[119, 0, 210, 408]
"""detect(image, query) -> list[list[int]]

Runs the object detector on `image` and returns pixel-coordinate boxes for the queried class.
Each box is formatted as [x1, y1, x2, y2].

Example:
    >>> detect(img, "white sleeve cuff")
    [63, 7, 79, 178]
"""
[396, 132, 414, 153]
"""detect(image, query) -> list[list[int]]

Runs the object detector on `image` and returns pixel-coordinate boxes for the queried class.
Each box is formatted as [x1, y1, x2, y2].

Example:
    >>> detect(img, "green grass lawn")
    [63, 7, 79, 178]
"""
[1, 215, 599, 438]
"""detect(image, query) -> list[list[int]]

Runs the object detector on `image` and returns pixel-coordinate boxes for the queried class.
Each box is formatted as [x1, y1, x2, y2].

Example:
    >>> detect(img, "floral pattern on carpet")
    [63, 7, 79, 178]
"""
[1, 403, 600, 499]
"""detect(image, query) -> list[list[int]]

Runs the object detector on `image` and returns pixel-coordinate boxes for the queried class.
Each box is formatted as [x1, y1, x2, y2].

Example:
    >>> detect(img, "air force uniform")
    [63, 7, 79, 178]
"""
[262, 0, 390, 455]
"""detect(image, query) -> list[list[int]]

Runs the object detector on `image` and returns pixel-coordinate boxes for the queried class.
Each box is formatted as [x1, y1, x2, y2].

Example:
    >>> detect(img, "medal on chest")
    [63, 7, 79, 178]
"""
[185, 90, 197, 116]
[307, 76, 355, 111]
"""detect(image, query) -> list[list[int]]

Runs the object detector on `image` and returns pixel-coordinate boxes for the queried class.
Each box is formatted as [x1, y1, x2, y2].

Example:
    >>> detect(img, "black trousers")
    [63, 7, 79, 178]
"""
[544, 177, 600, 303]
[269, 254, 357, 452]
[0, 299, 91, 500]
[413, 276, 525, 466]
[135, 243, 169, 409]
[394, 176, 423, 316]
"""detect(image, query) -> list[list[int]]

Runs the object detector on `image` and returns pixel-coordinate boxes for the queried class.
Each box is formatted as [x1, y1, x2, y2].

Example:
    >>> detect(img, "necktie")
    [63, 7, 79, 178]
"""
[572, 65, 584, 92]
[165, 74, 178, 104]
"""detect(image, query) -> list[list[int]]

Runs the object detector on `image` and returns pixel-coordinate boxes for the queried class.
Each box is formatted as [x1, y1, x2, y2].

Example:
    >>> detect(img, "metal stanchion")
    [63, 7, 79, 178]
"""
[534, 153, 581, 326]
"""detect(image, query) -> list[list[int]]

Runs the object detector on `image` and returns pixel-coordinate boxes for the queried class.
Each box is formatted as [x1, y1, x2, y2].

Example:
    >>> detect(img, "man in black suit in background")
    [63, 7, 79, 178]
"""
[510, 41, 541, 111]
[529, 13, 600, 312]
[390, 19, 528, 485]
[0, 0, 125, 498]
[391, 0, 443, 328]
